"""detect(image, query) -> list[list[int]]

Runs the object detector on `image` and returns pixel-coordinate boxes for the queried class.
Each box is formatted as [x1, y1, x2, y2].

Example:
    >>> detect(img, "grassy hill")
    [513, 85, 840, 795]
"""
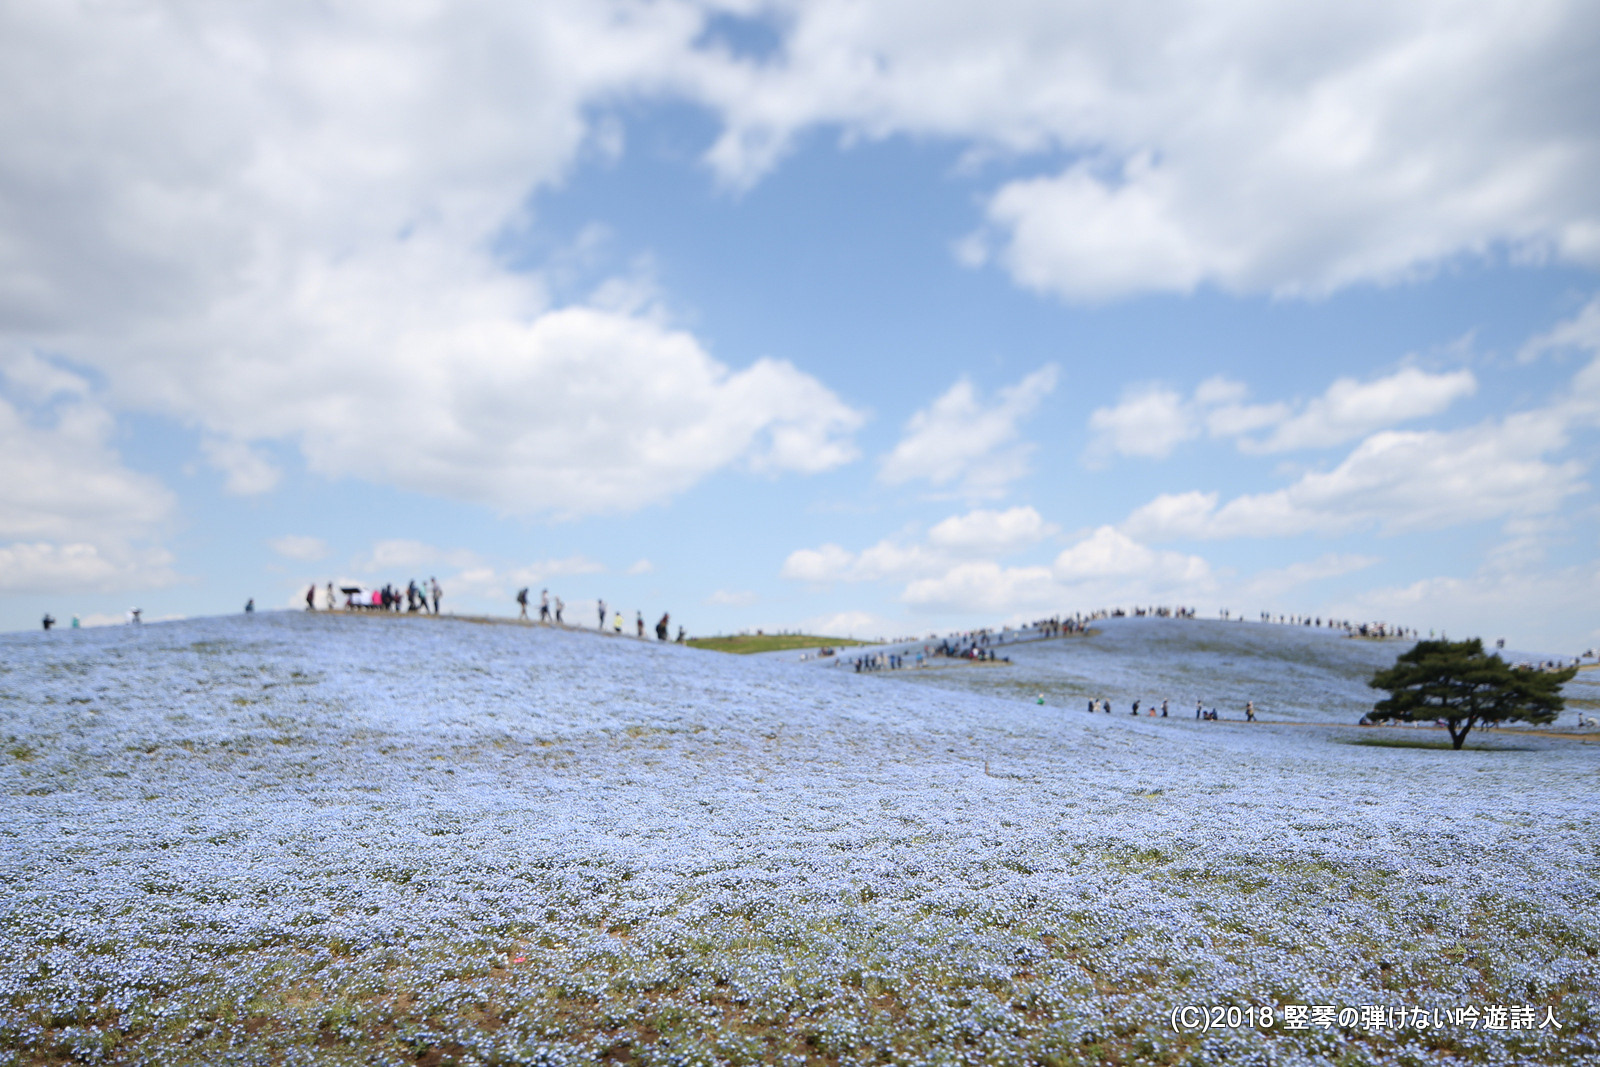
[686, 632, 869, 654]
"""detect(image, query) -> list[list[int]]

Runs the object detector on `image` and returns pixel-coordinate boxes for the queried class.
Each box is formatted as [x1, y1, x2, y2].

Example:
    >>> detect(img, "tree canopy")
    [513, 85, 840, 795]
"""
[1367, 638, 1576, 749]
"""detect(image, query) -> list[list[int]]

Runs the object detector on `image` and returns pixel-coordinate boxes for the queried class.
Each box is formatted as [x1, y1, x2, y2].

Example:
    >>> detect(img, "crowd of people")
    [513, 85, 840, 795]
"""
[513, 589, 684, 643]
[305, 578, 441, 614]
[1079, 697, 1255, 721]
[1237, 610, 1416, 639]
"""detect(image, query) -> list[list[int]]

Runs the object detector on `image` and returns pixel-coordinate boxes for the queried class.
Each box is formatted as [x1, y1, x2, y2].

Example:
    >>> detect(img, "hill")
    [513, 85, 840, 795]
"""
[686, 632, 868, 654]
[1, 611, 1595, 1064]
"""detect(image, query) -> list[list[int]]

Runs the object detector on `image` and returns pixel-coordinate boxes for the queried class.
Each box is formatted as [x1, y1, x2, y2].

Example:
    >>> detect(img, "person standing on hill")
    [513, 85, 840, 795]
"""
[613, 610, 623, 634]
[597, 598, 607, 631]
[538, 589, 550, 623]
[554, 596, 564, 624]
[656, 613, 669, 641]
[1245, 701, 1256, 722]
[516, 587, 529, 620]
[42, 614, 54, 631]
[635, 611, 644, 637]
[305, 585, 316, 611]
[429, 577, 441, 615]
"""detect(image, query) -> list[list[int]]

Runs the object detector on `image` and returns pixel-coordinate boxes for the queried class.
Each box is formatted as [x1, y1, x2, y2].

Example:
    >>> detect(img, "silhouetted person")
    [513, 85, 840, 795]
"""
[41, 614, 54, 631]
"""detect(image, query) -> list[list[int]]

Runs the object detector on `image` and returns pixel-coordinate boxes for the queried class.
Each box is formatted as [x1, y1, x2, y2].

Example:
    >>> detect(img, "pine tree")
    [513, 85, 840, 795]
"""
[1367, 638, 1576, 749]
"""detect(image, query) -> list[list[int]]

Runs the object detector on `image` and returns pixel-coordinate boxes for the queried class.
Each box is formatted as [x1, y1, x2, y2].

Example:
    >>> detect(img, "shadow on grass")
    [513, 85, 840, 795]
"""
[1340, 735, 1536, 752]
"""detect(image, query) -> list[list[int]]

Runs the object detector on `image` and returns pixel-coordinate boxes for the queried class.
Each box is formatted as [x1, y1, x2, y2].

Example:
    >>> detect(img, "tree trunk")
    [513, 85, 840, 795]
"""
[1448, 717, 1473, 749]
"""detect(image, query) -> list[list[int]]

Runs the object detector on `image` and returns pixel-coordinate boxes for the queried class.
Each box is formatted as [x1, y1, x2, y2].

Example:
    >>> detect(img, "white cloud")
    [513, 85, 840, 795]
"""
[781, 543, 861, 583]
[626, 558, 655, 575]
[0, 4, 863, 521]
[879, 366, 1057, 495]
[1246, 367, 1477, 453]
[782, 506, 1053, 583]
[901, 561, 1060, 614]
[1238, 553, 1381, 602]
[901, 526, 1214, 615]
[1085, 384, 1196, 463]
[926, 506, 1057, 554]
[1051, 526, 1210, 584]
[202, 437, 281, 495]
[1087, 367, 1477, 462]
[705, 589, 759, 607]
[412, 554, 605, 606]
[0, 365, 177, 594]
[1518, 295, 1600, 363]
[1125, 407, 1588, 541]
[800, 610, 888, 640]
[0, 542, 176, 596]
[1330, 562, 1600, 655]
[268, 535, 329, 562]
[688, 4, 1600, 298]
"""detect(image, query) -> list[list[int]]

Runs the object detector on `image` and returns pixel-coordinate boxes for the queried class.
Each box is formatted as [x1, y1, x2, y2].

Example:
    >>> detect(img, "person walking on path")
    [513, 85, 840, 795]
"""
[429, 577, 441, 615]
[540, 589, 551, 623]
[516, 588, 529, 620]
[1245, 701, 1256, 722]
[305, 585, 316, 611]
[597, 599, 607, 631]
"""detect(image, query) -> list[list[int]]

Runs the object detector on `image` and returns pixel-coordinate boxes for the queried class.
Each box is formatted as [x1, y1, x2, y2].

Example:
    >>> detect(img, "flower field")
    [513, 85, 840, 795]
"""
[1, 612, 1595, 1065]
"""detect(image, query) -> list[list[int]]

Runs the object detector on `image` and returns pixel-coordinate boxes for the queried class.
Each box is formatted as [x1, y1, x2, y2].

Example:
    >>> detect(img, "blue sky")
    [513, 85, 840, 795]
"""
[2, 1, 1597, 651]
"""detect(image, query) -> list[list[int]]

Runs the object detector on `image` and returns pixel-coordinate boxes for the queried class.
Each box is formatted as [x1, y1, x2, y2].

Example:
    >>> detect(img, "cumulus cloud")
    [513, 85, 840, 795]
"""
[926, 506, 1058, 555]
[879, 367, 1057, 495]
[0, 362, 177, 594]
[801, 610, 888, 639]
[1085, 385, 1197, 463]
[1125, 407, 1587, 541]
[1518, 295, 1600, 363]
[782, 506, 1054, 583]
[684, 3, 1600, 298]
[202, 438, 281, 496]
[0, 3, 863, 521]
[1330, 562, 1600, 654]
[1087, 367, 1478, 462]
[0, 542, 176, 596]
[1246, 368, 1477, 453]
[705, 589, 759, 607]
[1238, 553, 1381, 603]
[901, 526, 1213, 614]
[268, 535, 329, 562]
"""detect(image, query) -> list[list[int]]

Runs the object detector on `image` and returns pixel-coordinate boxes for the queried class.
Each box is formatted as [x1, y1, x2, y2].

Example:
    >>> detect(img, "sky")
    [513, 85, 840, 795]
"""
[1, 0, 1598, 652]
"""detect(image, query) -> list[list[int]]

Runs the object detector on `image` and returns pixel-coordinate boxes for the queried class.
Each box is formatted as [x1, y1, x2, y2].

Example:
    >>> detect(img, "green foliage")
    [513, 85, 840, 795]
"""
[686, 633, 870, 654]
[1367, 638, 1576, 749]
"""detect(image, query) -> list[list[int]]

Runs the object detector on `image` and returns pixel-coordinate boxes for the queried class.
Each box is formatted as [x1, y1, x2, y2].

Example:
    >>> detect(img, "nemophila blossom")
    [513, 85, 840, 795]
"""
[0, 612, 1595, 1064]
